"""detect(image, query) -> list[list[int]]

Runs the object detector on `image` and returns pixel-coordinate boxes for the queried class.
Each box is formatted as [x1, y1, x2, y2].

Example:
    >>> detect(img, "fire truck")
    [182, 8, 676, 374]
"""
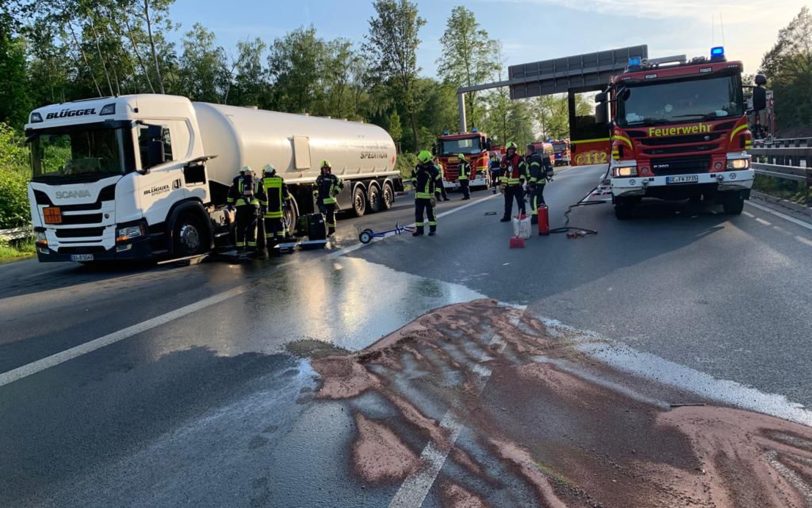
[551, 139, 571, 166]
[435, 130, 491, 190]
[594, 47, 754, 219]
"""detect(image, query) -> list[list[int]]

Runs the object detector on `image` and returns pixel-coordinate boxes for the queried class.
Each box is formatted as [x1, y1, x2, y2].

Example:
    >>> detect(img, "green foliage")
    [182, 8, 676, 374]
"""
[0, 17, 32, 127]
[760, 7, 812, 133]
[395, 152, 418, 179]
[364, 0, 426, 151]
[0, 238, 35, 262]
[178, 23, 229, 102]
[387, 111, 403, 144]
[0, 123, 30, 229]
[436, 6, 500, 128]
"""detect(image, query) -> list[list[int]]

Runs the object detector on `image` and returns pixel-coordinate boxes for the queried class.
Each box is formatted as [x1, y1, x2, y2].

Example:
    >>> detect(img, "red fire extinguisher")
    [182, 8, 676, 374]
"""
[538, 204, 550, 236]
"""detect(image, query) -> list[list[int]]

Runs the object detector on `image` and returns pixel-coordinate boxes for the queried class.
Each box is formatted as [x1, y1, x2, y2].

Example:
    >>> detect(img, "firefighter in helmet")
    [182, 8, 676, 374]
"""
[526, 143, 550, 225]
[499, 142, 527, 221]
[457, 152, 471, 200]
[315, 160, 344, 237]
[412, 150, 440, 236]
[258, 164, 290, 253]
[227, 166, 261, 251]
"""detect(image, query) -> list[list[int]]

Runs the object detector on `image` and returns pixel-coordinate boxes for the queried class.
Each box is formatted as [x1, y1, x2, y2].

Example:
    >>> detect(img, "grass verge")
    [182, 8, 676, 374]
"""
[0, 238, 35, 263]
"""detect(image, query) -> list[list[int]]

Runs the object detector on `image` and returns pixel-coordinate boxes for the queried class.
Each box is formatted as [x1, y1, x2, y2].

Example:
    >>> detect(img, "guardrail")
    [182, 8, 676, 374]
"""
[0, 226, 31, 242]
[751, 138, 812, 205]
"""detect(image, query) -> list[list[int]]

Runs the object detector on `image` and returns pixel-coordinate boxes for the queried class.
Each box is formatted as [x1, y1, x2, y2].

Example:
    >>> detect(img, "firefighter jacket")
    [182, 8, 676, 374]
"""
[500, 153, 526, 185]
[527, 152, 550, 184]
[227, 174, 260, 207]
[412, 162, 440, 199]
[458, 159, 471, 181]
[315, 173, 344, 205]
[258, 175, 289, 219]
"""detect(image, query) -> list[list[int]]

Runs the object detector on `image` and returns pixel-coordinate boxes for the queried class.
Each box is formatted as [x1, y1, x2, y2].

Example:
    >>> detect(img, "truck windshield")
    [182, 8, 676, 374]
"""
[440, 137, 482, 155]
[30, 126, 130, 182]
[552, 142, 566, 152]
[617, 74, 744, 127]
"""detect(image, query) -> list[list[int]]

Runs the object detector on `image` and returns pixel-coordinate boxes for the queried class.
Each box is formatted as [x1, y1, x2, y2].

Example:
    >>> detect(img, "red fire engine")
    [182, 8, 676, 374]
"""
[435, 130, 491, 190]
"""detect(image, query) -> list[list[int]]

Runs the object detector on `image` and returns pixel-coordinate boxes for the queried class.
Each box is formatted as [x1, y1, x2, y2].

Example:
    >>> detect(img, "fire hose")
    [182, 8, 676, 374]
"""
[548, 186, 608, 238]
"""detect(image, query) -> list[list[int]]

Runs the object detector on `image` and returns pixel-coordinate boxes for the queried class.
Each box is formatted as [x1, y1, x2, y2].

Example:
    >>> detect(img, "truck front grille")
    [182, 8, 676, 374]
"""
[55, 227, 106, 238]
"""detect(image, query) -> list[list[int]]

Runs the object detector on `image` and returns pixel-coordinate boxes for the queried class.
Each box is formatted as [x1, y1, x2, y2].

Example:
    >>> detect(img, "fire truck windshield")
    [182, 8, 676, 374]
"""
[440, 137, 482, 155]
[617, 74, 744, 127]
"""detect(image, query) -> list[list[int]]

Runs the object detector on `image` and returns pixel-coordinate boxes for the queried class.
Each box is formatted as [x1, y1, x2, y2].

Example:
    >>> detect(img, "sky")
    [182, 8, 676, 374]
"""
[168, 0, 807, 77]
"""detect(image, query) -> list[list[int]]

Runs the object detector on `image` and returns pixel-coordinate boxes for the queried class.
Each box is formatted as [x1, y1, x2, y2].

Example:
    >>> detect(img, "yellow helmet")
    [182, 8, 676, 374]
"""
[457, 153, 466, 160]
[320, 160, 332, 169]
[506, 142, 518, 150]
[417, 150, 432, 163]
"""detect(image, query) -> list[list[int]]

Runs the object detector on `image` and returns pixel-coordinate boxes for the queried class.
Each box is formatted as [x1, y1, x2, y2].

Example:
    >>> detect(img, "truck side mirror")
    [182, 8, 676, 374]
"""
[148, 139, 166, 167]
[752, 86, 767, 112]
[595, 92, 607, 103]
[595, 101, 609, 126]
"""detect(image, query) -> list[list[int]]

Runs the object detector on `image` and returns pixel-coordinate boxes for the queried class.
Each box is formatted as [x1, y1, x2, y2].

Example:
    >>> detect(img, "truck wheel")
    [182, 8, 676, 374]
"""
[367, 183, 382, 213]
[352, 185, 367, 217]
[173, 213, 207, 257]
[722, 192, 744, 215]
[285, 195, 299, 235]
[382, 181, 394, 210]
[614, 198, 635, 220]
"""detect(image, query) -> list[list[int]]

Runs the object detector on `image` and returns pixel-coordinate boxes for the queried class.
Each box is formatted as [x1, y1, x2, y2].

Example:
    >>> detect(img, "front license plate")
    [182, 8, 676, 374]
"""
[70, 254, 94, 262]
[666, 175, 699, 184]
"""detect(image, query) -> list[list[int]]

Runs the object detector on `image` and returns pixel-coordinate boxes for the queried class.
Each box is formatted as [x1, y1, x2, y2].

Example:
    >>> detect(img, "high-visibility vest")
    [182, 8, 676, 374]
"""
[227, 176, 260, 206]
[260, 176, 285, 218]
[458, 160, 470, 180]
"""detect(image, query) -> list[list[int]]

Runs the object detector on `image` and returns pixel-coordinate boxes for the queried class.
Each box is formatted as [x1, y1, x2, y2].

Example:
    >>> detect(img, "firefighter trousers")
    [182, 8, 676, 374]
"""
[530, 184, 546, 216]
[435, 183, 448, 201]
[503, 185, 525, 218]
[263, 216, 286, 243]
[460, 179, 470, 199]
[414, 198, 436, 234]
[234, 205, 258, 250]
[319, 203, 337, 235]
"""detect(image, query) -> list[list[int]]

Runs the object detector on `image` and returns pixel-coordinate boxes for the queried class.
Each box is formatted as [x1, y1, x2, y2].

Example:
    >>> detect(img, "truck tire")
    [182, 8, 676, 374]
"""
[382, 181, 395, 210]
[722, 192, 744, 215]
[614, 197, 635, 220]
[285, 194, 300, 235]
[367, 183, 382, 213]
[172, 212, 207, 257]
[352, 185, 367, 217]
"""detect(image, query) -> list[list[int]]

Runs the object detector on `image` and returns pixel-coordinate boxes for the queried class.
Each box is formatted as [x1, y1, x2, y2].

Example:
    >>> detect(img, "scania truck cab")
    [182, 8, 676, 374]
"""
[595, 48, 755, 219]
[435, 130, 491, 190]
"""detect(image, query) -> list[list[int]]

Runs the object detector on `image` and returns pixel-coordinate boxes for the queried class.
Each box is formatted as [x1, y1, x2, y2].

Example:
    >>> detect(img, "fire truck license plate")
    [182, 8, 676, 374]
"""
[666, 175, 699, 184]
[70, 254, 94, 262]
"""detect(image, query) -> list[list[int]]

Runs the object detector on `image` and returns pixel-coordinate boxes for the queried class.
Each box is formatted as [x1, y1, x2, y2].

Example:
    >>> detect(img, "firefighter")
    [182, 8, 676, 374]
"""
[489, 152, 502, 194]
[434, 157, 450, 202]
[227, 166, 260, 251]
[499, 142, 526, 222]
[413, 150, 439, 236]
[258, 164, 289, 253]
[457, 153, 471, 200]
[526, 144, 549, 225]
[315, 160, 344, 237]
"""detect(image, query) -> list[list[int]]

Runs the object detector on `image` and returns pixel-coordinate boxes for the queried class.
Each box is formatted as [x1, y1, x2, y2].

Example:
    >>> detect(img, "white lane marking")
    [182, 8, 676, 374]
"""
[743, 211, 755, 218]
[330, 193, 500, 258]
[0, 285, 249, 388]
[746, 201, 812, 232]
[755, 217, 772, 226]
[1, 195, 500, 386]
[389, 332, 508, 508]
[796, 235, 812, 248]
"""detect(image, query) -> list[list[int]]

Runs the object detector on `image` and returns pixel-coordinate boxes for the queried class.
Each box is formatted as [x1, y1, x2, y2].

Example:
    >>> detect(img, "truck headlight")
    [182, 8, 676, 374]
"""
[116, 224, 145, 243]
[612, 166, 638, 177]
[726, 158, 750, 170]
[35, 231, 47, 246]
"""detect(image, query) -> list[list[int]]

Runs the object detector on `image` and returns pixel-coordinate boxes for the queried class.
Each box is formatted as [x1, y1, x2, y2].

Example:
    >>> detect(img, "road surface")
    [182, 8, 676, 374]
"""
[2, 164, 811, 507]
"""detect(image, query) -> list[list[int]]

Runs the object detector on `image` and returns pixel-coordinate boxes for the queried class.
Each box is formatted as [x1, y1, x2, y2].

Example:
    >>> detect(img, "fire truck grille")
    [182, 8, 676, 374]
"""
[650, 155, 711, 175]
[644, 144, 719, 155]
[640, 132, 723, 146]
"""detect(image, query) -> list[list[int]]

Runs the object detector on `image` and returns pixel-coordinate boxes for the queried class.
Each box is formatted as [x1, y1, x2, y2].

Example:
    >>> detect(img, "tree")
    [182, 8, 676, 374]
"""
[760, 7, 812, 132]
[178, 23, 229, 102]
[0, 16, 32, 126]
[364, 0, 425, 151]
[387, 110, 402, 146]
[228, 38, 268, 106]
[267, 26, 325, 113]
[436, 6, 500, 129]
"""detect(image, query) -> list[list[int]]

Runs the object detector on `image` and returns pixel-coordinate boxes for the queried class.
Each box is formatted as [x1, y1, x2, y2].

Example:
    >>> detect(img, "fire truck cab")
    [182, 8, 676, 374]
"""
[435, 130, 491, 190]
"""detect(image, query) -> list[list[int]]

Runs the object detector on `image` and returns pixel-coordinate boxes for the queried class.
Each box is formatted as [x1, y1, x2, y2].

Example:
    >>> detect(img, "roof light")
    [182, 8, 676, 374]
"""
[99, 103, 116, 116]
[710, 46, 725, 61]
[471, 128, 478, 132]
[30, 112, 43, 123]
[627, 56, 642, 70]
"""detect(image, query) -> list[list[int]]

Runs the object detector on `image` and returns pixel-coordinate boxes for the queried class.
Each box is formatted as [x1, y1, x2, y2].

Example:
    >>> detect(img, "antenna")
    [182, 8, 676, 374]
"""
[720, 12, 726, 46]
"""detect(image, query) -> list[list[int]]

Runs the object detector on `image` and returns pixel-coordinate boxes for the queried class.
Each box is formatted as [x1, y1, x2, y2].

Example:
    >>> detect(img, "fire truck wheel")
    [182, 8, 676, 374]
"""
[722, 192, 744, 215]
[614, 198, 635, 220]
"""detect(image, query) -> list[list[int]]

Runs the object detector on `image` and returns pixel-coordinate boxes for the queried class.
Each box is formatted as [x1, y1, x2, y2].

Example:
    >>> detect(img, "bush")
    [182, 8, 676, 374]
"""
[0, 123, 30, 229]
[396, 152, 418, 179]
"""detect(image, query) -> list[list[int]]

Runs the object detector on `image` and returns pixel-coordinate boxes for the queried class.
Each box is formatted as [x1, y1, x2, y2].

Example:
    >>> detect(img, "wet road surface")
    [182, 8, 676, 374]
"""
[1, 165, 812, 507]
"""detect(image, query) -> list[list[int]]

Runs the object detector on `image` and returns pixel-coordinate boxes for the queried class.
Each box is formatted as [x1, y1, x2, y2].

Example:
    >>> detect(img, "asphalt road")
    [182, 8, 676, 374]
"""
[1, 166, 811, 507]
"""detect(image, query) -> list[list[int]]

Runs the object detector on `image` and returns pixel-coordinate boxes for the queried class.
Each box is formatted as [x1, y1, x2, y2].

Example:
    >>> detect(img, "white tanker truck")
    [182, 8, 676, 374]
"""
[24, 94, 401, 263]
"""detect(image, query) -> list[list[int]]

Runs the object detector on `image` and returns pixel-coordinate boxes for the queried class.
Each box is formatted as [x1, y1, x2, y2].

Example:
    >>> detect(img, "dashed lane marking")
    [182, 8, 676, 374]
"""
[746, 201, 812, 233]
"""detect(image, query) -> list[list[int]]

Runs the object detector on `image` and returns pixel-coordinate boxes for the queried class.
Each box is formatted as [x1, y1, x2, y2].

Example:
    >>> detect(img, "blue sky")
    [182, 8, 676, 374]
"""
[169, 0, 806, 76]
